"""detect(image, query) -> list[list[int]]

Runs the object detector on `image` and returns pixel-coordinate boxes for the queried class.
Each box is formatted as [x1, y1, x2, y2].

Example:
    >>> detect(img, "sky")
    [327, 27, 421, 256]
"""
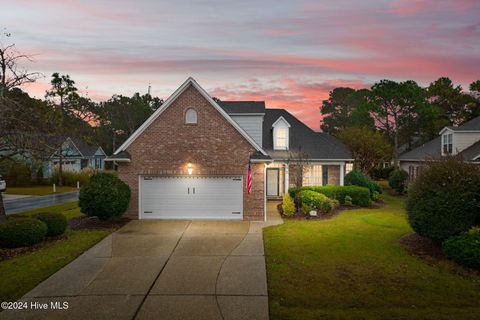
[1, 0, 479, 130]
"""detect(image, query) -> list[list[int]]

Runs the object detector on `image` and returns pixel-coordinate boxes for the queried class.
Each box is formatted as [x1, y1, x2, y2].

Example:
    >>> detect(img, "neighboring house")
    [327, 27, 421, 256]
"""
[44, 137, 107, 177]
[106, 78, 353, 221]
[399, 116, 480, 179]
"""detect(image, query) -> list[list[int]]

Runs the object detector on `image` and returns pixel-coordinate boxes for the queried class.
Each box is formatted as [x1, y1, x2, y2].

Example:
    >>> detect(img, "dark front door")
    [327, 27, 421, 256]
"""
[266, 168, 280, 196]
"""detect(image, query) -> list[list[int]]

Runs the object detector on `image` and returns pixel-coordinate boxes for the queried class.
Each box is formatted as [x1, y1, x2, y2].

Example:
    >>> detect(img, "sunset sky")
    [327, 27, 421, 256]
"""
[2, 0, 479, 130]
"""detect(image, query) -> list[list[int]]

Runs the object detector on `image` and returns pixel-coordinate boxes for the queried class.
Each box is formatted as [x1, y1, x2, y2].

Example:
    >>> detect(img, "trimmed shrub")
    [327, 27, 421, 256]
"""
[79, 172, 131, 220]
[369, 166, 394, 180]
[442, 233, 480, 270]
[35, 212, 68, 236]
[0, 219, 48, 248]
[298, 190, 334, 213]
[345, 170, 382, 199]
[389, 169, 409, 194]
[344, 195, 353, 206]
[406, 158, 480, 242]
[281, 194, 295, 217]
[289, 185, 371, 207]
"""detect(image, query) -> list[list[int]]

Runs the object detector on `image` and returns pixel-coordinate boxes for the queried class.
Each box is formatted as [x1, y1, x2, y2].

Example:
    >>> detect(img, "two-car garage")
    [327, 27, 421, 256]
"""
[139, 176, 244, 220]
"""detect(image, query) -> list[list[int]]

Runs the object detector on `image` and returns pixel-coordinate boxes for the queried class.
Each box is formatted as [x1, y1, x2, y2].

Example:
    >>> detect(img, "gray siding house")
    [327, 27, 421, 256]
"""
[44, 137, 107, 177]
[399, 116, 480, 179]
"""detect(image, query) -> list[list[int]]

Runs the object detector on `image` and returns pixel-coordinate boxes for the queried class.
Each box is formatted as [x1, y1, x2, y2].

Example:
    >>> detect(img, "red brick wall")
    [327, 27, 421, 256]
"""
[117, 84, 265, 221]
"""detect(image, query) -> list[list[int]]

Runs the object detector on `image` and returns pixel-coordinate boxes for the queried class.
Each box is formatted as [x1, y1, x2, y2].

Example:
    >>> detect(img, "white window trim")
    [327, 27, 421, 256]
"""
[442, 133, 453, 155]
[185, 107, 198, 124]
[272, 116, 291, 150]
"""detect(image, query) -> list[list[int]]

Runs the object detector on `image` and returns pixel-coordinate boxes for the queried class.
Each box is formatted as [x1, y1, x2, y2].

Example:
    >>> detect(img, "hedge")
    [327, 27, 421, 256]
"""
[406, 158, 480, 242]
[442, 233, 480, 270]
[35, 212, 68, 237]
[289, 185, 371, 207]
[297, 190, 335, 213]
[0, 219, 48, 248]
[345, 170, 382, 199]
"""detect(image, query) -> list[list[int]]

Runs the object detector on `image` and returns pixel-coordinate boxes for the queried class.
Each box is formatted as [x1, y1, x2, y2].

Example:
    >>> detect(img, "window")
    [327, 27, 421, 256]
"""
[345, 163, 353, 174]
[303, 165, 323, 186]
[185, 108, 198, 124]
[442, 133, 452, 154]
[276, 128, 287, 149]
[272, 116, 290, 150]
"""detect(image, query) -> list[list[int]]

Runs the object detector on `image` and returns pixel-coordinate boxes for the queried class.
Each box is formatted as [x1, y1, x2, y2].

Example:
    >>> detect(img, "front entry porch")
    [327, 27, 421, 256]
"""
[266, 162, 348, 199]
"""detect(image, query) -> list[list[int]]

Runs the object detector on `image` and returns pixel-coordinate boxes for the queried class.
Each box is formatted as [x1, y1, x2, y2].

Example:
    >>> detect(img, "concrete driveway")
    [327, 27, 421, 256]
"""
[2, 214, 282, 320]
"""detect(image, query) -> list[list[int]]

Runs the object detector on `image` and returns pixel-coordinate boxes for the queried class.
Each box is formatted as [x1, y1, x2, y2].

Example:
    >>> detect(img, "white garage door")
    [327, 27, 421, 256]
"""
[140, 176, 243, 220]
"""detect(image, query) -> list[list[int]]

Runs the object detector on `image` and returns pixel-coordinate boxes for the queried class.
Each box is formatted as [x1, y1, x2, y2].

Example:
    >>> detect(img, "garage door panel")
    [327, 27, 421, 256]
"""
[140, 176, 243, 220]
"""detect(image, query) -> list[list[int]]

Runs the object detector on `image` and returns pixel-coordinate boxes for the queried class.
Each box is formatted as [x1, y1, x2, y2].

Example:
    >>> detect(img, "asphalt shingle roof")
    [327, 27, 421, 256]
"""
[217, 101, 265, 114]
[262, 109, 352, 160]
[398, 136, 442, 161]
[456, 116, 480, 131]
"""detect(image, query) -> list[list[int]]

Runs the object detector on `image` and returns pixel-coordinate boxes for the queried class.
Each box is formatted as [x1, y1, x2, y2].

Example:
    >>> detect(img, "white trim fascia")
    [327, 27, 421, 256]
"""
[229, 113, 265, 116]
[272, 116, 291, 128]
[439, 127, 454, 135]
[114, 77, 267, 156]
[138, 176, 142, 219]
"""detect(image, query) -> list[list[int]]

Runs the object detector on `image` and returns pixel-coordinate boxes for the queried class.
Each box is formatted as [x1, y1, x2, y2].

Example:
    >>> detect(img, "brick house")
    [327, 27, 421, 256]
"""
[107, 78, 352, 221]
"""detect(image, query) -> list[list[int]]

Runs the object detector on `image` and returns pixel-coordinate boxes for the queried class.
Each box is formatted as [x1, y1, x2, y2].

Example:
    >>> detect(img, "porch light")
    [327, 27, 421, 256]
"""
[187, 163, 193, 175]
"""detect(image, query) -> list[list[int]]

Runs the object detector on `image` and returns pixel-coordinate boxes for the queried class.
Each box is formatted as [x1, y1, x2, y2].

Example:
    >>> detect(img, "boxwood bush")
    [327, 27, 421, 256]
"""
[345, 170, 382, 199]
[0, 219, 48, 248]
[406, 158, 480, 242]
[389, 169, 409, 194]
[289, 185, 371, 207]
[298, 190, 335, 213]
[442, 233, 480, 270]
[281, 194, 295, 216]
[35, 212, 68, 236]
[79, 172, 131, 220]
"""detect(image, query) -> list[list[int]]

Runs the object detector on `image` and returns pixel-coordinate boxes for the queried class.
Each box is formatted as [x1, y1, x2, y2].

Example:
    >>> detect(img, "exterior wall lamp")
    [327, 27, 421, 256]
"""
[187, 163, 193, 175]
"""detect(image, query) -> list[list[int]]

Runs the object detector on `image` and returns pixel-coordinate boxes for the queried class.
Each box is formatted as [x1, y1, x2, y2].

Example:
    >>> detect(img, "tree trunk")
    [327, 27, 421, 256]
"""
[58, 154, 64, 187]
[0, 192, 7, 223]
[393, 130, 399, 167]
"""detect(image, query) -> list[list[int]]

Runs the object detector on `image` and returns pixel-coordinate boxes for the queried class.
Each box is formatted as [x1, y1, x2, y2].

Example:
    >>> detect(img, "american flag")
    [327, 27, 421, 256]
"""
[246, 161, 252, 194]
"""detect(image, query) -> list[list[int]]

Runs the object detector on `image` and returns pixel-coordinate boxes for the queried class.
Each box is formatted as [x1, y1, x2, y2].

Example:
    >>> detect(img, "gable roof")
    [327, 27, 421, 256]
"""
[398, 136, 442, 161]
[439, 115, 480, 134]
[399, 135, 480, 162]
[69, 137, 106, 157]
[217, 101, 265, 114]
[262, 109, 352, 160]
[114, 78, 267, 156]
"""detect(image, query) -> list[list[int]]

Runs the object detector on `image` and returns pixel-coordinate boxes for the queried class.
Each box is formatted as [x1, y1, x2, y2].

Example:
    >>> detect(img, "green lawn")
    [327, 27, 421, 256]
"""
[264, 195, 480, 320]
[5, 185, 78, 195]
[0, 230, 110, 302]
[1, 202, 113, 302]
[11, 201, 82, 220]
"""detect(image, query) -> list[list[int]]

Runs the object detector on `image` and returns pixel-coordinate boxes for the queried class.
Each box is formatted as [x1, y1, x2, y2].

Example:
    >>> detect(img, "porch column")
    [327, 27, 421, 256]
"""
[340, 164, 345, 186]
[284, 164, 289, 194]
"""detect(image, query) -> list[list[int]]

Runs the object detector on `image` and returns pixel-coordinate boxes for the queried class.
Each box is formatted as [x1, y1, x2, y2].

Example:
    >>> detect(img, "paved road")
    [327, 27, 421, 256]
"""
[3, 191, 79, 214]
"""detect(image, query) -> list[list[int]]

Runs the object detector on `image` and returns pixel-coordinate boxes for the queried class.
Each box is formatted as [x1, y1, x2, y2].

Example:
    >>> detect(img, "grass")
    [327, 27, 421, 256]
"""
[263, 194, 480, 320]
[0, 230, 111, 302]
[11, 201, 82, 220]
[5, 185, 78, 196]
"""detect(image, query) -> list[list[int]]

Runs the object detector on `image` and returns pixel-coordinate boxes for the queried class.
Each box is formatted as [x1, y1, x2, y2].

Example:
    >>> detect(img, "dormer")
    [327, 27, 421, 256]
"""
[272, 116, 290, 150]
[440, 128, 454, 155]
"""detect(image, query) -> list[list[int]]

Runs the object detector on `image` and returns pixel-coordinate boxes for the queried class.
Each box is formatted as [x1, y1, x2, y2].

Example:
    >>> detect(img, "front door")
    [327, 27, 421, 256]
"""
[266, 168, 279, 196]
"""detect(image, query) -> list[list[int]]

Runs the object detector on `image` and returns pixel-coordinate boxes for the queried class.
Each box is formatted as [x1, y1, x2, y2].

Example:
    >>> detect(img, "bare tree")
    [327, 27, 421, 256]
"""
[0, 30, 43, 222]
[286, 147, 310, 188]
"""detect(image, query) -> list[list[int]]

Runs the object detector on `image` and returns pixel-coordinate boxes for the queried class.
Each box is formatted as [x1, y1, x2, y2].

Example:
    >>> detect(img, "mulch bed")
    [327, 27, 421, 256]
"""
[399, 233, 479, 276]
[69, 216, 131, 230]
[0, 234, 68, 262]
[277, 200, 386, 221]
